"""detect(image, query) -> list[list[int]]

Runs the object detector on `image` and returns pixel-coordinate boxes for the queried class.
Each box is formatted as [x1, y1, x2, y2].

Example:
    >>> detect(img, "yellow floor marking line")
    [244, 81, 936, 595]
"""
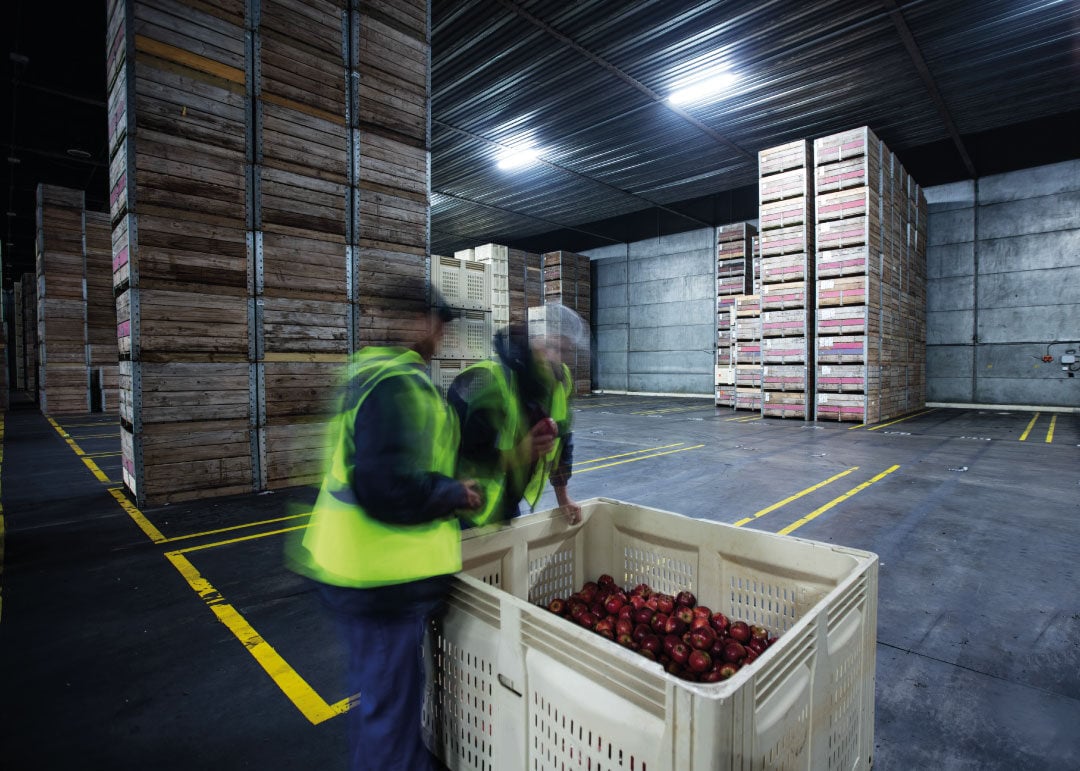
[161, 512, 313, 544]
[67, 432, 120, 440]
[724, 414, 752, 421]
[575, 444, 705, 474]
[631, 405, 714, 415]
[1045, 414, 1057, 443]
[734, 467, 859, 527]
[165, 550, 349, 724]
[1018, 412, 1040, 442]
[46, 417, 113, 483]
[866, 408, 937, 431]
[778, 465, 901, 536]
[108, 488, 168, 543]
[847, 423, 866, 430]
[737, 416, 763, 422]
[83, 451, 121, 459]
[172, 524, 311, 554]
[575, 444, 684, 465]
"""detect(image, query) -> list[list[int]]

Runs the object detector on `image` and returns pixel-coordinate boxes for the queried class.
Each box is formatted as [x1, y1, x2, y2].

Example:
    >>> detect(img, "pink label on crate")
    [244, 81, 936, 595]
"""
[113, 245, 129, 271]
[824, 342, 864, 350]
[818, 290, 864, 301]
[840, 140, 864, 152]
[820, 319, 860, 327]
[117, 320, 131, 338]
[109, 103, 125, 137]
[819, 200, 865, 214]
[110, 173, 126, 206]
[822, 226, 864, 241]
[107, 22, 125, 69]
[821, 377, 865, 385]
[765, 236, 804, 250]
[123, 456, 135, 474]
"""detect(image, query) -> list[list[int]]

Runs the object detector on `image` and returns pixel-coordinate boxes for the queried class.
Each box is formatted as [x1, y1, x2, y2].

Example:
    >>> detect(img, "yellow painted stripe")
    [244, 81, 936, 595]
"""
[1045, 414, 1057, 443]
[738, 416, 763, 422]
[47, 417, 117, 484]
[83, 451, 121, 459]
[1018, 412, 1040, 442]
[734, 467, 859, 527]
[575, 444, 705, 474]
[847, 423, 866, 430]
[778, 465, 901, 536]
[161, 512, 314, 544]
[80, 456, 113, 483]
[575, 444, 684, 466]
[109, 488, 167, 544]
[173, 523, 311, 554]
[866, 408, 937, 431]
[47, 416, 86, 456]
[165, 551, 349, 724]
[724, 415, 751, 421]
[69, 432, 120, 439]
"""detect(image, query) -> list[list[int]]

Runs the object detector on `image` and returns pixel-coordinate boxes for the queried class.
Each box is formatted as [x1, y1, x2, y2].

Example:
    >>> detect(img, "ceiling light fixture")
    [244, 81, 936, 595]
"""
[5, 211, 16, 217]
[66, 148, 92, 159]
[496, 145, 541, 171]
[6, 156, 20, 165]
[667, 69, 737, 106]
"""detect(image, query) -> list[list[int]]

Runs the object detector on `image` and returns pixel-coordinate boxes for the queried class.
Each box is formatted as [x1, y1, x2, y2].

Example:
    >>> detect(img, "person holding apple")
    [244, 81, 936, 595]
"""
[287, 279, 483, 771]
[448, 303, 586, 527]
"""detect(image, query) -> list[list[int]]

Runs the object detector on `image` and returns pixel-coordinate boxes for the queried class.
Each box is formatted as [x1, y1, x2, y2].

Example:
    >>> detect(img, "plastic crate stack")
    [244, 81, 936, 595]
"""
[812, 126, 927, 423]
[734, 294, 762, 411]
[714, 223, 755, 407]
[758, 140, 815, 419]
[541, 251, 592, 395]
[429, 253, 493, 393]
[454, 243, 543, 331]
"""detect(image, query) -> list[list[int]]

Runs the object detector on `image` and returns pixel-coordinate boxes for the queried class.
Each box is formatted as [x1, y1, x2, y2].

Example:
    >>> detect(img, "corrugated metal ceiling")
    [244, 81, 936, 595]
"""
[430, 0, 1080, 254]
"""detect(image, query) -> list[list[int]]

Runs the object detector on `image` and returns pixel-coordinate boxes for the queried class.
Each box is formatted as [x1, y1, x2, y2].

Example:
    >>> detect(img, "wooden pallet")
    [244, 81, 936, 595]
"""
[762, 336, 809, 365]
[762, 390, 808, 418]
[758, 139, 811, 177]
[759, 196, 812, 230]
[762, 365, 807, 392]
[761, 281, 808, 311]
[734, 387, 762, 411]
[760, 252, 810, 284]
[762, 309, 809, 338]
[735, 364, 762, 389]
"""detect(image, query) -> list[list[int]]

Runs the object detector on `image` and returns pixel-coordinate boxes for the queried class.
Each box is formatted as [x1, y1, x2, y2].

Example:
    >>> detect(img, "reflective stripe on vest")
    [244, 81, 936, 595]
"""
[290, 347, 462, 588]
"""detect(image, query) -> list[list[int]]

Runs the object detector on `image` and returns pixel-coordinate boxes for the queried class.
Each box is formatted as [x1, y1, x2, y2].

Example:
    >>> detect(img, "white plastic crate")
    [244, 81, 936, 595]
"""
[425, 499, 878, 771]
[436, 310, 493, 360]
[432, 255, 492, 311]
[429, 358, 480, 395]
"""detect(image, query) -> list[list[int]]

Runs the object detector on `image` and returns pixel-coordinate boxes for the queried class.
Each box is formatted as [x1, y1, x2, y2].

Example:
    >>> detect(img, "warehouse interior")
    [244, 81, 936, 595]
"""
[1, 1, 1078, 769]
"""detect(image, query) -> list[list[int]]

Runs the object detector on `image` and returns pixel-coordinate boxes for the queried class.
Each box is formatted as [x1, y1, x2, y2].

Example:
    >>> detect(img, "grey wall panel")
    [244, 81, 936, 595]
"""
[629, 351, 712, 375]
[596, 306, 628, 325]
[627, 229, 713, 258]
[596, 326, 628, 353]
[628, 298, 713, 329]
[927, 275, 975, 312]
[629, 275, 712, 305]
[587, 243, 630, 261]
[925, 161, 1080, 407]
[627, 251, 710, 284]
[928, 208, 975, 246]
[629, 324, 713, 352]
[978, 230, 1080, 275]
[595, 260, 628, 288]
[926, 242, 975, 280]
[927, 310, 974, 345]
[596, 284, 629, 308]
[977, 159, 1080, 204]
[628, 373, 713, 394]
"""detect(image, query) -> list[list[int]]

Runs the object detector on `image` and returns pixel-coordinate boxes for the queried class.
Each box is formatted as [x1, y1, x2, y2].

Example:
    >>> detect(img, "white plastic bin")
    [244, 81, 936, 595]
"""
[424, 498, 878, 771]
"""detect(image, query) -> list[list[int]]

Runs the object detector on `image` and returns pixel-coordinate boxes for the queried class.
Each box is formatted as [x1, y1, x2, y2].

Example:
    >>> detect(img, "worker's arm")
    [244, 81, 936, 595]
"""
[352, 376, 473, 525]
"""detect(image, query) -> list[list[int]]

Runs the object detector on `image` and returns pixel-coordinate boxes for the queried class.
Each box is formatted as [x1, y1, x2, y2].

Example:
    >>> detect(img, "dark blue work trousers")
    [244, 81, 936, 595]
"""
[318, 583, 446, 771]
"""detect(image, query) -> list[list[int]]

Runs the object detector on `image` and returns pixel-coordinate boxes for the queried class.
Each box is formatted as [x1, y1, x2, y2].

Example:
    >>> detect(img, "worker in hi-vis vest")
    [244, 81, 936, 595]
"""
[287, 278, 482, 771]
[448, 303, 588, 527]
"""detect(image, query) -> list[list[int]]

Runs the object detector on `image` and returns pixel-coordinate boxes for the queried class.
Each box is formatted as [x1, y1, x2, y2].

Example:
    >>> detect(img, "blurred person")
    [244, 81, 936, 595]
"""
[448, 303, 588, 527]
[287, 278, 482, 771]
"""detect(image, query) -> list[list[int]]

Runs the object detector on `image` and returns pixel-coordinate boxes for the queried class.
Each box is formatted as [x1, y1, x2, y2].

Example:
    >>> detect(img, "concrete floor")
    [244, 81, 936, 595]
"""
[1, 392, 1078, 769]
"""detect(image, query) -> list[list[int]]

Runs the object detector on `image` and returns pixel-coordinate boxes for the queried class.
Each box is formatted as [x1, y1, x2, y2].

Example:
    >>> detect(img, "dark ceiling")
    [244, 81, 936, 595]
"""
[3, 0, 1080, 286]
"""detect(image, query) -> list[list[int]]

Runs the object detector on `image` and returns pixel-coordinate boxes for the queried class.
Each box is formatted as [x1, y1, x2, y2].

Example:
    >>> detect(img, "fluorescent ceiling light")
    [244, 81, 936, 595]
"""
[497, 145, 541, 171]
[668, 70, 737, 106]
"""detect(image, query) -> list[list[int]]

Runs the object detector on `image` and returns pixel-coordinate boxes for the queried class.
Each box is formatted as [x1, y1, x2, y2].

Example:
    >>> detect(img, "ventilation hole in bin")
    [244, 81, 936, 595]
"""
[622, 547, 694, 597]
[762, 703, 810, 771]
[729, 574, 799, 632]
[528, 548, 575, 605]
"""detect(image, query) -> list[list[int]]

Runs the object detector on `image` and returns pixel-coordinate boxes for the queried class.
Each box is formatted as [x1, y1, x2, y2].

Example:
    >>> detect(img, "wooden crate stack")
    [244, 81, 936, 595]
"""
[429, 254, 492, 388]
[714, 223, 755, 408]
[733, 294, 762, 411]
[108, 0, 254, 503]
[20, 273, 38, 396]
[84, 211, 119, 411]
[542, 250, 591, 394]
[812, 126, 927, 423]
[758, 140, 814, 419]
[13, 281, 25, 390]
[107, 0, 433, 503]
[35, 185, 89, 415]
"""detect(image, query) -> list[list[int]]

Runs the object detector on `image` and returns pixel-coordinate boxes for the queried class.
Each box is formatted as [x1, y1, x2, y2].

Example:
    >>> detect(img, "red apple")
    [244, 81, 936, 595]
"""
[750, 624, 769, 642]
[632, 624, 651, 644]
[662, 614, 686, 636]
[688, 649, 712, 673]
[675, 606, 695, 626]
[655, 594, 675, 615]
[671, 642, 690, 665]
[598, 574, 616, 589]
[634, 608, 654, 627]
[639, 649, 656, 661]
[578, 612, 598, 629]
[748, 638, 766, 655]
[710, 638, 726, 657]
[719, 663, 738, 679]
[723, 641, 746, 663]
[618, 605, 634, 622]
[662, 634, 680, 656]
[688, 626, 716, 651]
[709, 612, 729, 634]
[665, 660, 684, 677]
[616, 618, 633, 638]
[639, 634, 662, 655]
[617, 633, 635, 648]
[690, 615, 712, 631]
[547, 598, 566, 615]
[630, 583, 652, 599]
[675, 591, 697, 608]
[595, 617, 614, 635]
[604, 595, 625, 615]
[692, 606, 711, 621]
[569, 601, 587, 620]
[700, 668, 724, 683]
[645, 596, 660, 611]
[729, 621, 751, 643]
[580, 582, 599, 602]
[629, 595, 647, 611]
[743, 649, 759, 664]
[650, 612, 668, 633]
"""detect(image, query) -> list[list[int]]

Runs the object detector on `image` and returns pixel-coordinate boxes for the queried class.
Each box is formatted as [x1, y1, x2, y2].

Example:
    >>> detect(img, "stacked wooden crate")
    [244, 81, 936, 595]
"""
[84, 211, 119, 411]
[812, 126, 926, 423]
[759, 140, 814, 419]
[542, 250, 591, 394]
[257, 0, 351, 490]
[21, 273, 38, 396]
[14, 281, 25, 390]
[108, 0, 254, 502]
[714, 223, 754, 407]
[429, 254, 492, 392]
[733, 294, 762, 411]
[35, 185, 88, 415]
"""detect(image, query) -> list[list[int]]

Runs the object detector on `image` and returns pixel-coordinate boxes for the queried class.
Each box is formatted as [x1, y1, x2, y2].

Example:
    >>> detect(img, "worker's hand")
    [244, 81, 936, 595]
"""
[461, 480, 484, 510]
[525, 419, 557, 461]
[555, 486, 582, 525]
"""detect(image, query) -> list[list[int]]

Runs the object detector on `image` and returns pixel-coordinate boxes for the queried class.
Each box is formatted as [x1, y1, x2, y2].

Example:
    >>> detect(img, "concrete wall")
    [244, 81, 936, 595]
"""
[926, 159, 1080, 407]
[586, 228, 715, 394]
